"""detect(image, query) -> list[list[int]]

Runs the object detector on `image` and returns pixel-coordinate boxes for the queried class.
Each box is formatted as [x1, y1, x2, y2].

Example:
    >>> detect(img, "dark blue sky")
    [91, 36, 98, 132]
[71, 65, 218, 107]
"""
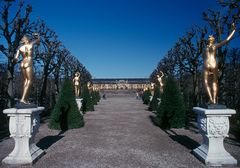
[29, 0, 220, 78]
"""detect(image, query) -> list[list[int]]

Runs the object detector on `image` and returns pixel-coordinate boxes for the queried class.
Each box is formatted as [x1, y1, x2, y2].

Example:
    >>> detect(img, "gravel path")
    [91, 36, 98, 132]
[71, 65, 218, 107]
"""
[0, 95, 239, 168]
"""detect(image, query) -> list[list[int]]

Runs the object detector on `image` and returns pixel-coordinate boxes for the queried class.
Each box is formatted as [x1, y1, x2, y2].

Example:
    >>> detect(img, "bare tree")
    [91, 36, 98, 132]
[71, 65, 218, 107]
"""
[80, 66, 92, 85]
[0, 0, 33, 107]
[177, 26, 207, 106]
[33, 19, 62, 105]
[149, 68, 158, 83]
[218, 0, 240, 26]
[63, 53, 91, 84]
[150, 25, 207, 107]
[52, 47, 69, 93]
[224, 48, 240, 111]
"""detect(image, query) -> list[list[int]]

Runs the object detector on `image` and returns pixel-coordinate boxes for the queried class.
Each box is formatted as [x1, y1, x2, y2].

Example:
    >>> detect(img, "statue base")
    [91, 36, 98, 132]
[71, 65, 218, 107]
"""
[157, 98, 161, 105]
[149, 96, 153, 102]
[76, 98, 83, 115]
[2, 107, 45, 165]
[14, 102, 38, 109]
[201, 103, 227, 109]
[192, 107, 237, 166]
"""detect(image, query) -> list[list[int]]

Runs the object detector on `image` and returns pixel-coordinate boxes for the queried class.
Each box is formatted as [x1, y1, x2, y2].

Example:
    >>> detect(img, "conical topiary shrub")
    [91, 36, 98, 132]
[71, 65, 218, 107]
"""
[142, 89, 151, 105]
[93, 90, 101, 103]
[155, 76, 186, 129]
[148, 85, 161, 111]
[49, 78, 84, 130]
[96, 91, 101, 102]
[81, 84, 94, 113]
[91, 91, 98, 105]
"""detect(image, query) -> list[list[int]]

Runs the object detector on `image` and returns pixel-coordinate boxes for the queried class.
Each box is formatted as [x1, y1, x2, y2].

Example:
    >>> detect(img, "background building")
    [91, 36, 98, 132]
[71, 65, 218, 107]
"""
[92, 78, 150, 90]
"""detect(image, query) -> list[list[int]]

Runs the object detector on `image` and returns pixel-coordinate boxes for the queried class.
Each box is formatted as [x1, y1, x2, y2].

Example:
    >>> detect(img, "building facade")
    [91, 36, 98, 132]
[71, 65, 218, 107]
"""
[92, 78, 150, 90]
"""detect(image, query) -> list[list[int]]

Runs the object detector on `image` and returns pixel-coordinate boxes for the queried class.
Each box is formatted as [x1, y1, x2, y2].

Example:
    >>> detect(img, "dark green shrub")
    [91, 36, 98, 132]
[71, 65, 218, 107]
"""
[49, 78, 84, 130]
[81, 84, 94, 113]
[148, 85, 161, 111]
[96, 91, 101, 102]
[155, 76, 186, 129]
[142, 89, 151, 105]
[91, 91, 98, 105]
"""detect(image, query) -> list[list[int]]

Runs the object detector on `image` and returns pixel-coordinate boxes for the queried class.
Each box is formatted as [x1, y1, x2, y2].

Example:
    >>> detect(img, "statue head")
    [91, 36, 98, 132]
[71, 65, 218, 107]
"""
[21, 35, 30, 44]
[208, 35, 215, 44]
[151, 82, 155, 88]
[75, 72, 80, 77]
[87, 81, 92, 87]
[157, 71, 164, 79]
[160, 71, 164, 76]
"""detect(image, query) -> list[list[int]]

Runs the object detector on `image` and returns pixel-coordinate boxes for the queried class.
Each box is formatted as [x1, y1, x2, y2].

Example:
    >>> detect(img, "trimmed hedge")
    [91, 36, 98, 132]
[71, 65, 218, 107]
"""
[142, 89, 151, 105]
[155, 76, 186, 129]
[91, 91, 100, 105]
[49, 78, 84, 130]
[81, 84, 94, 113]
[148, 85, 161, 111]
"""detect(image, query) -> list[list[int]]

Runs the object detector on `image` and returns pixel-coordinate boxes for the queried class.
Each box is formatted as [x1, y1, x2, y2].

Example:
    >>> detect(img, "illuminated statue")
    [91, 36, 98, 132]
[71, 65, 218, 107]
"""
[87, 81, 93, 92]
[157, 71, 164, 92]
[150, 82, 155, 96]
[143, 86, 148, 92]
[13, 33, 40, 104]
[73, 72, 81, 97]
[204, 23, 236, 104]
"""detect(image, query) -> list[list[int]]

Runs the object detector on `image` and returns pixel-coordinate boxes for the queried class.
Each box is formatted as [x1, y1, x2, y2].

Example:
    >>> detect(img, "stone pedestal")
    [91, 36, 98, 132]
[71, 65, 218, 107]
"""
[76, 98, 83, 115]
[149, 96, 153, 102]
[193, 107, 237, 166]
[2, 107, 45, 165]
[157, 98, 161, 105]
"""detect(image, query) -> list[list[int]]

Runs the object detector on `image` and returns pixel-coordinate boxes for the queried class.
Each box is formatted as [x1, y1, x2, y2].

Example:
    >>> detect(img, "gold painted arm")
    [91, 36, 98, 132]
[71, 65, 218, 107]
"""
[216, 23, 236, 48]
[13, 49, 20, 64]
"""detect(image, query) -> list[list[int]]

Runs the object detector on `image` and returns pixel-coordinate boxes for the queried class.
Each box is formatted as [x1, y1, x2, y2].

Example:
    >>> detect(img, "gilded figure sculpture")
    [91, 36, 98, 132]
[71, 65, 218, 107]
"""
[87, 81, 93, 92]
[13, 33, 40, 105]
[204, 23, 236, 104]
[73, 72, 81, 97]
[157, 71, 164, 92]
[150, 82, 155, 96]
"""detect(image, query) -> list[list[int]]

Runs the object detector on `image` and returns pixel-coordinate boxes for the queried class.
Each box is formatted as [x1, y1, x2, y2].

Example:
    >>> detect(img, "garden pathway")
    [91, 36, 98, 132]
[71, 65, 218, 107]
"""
[0, 94, 239, 168]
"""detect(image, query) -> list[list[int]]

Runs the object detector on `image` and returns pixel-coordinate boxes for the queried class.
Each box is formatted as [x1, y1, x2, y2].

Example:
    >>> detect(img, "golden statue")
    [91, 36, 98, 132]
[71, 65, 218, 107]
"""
[143, 86, 148, 92]
[150, 82, 155, 96]
[73, 72, 81, 97]
[87, 81, 93, 93]
[13, 33, 40, 104]
[204, 23, 236, 104]
[157, 71, 164, 92]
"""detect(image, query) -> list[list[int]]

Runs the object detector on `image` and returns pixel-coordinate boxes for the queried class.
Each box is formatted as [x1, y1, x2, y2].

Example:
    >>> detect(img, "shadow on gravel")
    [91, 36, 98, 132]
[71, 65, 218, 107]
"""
[148, 115, 160, 127]
[164, 129, 200, 150]
[184, 118, 199, 134]
[37, 134, 64, 150]
[148, 115, 199, 150]
[224, 137, 240, 147]
[0, 119, 9, 142]
[0, 131, 9, 142]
